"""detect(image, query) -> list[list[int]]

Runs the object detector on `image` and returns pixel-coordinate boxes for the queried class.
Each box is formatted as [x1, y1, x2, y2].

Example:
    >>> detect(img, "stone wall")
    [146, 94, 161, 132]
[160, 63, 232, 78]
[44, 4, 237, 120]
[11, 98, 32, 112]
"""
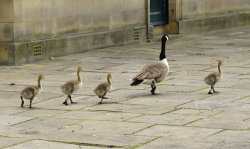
[178, 0, 250, 33]
[0, 0, 146, 65]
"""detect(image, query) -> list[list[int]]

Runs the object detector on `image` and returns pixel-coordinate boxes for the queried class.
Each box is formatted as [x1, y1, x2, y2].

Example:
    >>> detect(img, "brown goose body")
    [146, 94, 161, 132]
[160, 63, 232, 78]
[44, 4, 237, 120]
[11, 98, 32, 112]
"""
[20, 74, 44, 108]
[94, 73, 112, 104]
[204, 60, 223, 94]
[61, 67, 83, 105]
[130, 35, 169, 95]
[133, 62, 168, 83]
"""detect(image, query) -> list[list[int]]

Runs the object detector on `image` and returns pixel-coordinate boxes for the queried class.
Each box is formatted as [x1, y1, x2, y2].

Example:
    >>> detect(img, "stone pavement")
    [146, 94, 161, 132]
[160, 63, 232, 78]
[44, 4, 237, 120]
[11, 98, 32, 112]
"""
[1, 26, 250, 149]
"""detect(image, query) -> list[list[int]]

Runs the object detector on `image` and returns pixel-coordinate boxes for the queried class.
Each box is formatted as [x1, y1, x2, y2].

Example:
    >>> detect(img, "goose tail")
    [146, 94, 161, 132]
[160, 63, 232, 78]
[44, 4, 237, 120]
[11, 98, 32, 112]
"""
[130, 78, 143, 86]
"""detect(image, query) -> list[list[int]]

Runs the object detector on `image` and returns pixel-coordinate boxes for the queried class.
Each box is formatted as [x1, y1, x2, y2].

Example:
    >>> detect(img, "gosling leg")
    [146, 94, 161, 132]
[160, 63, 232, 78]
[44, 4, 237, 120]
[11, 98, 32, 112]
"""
[208, 85, 213, 94]
[63, 96, 68, 105]
[98, 95, 108, 104]
[20, 96, 24, 107]
[69, 95, 77, 104]
[99, 97, 104, 104]
[29, 96, 34, 108]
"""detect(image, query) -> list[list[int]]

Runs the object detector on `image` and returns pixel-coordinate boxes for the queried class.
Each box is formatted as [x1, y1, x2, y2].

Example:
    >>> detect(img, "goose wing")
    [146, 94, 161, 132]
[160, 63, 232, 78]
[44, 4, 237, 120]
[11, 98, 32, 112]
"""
[134, 63, 167, 80]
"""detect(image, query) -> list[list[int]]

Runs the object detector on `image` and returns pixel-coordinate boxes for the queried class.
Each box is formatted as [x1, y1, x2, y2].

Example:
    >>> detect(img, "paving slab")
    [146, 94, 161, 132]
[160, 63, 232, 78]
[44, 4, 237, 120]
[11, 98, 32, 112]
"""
[86, 103, 174, 115]
[62, 120, 152, 135]
[5, 140, 80, 149]
[0, 137, 30, 148]
[127, 113, 205, 125]
[137, 138, 219, 149]
[136, 125, 222, 139]
[55, 110, 142, 121]
[0, 115, 33, 126]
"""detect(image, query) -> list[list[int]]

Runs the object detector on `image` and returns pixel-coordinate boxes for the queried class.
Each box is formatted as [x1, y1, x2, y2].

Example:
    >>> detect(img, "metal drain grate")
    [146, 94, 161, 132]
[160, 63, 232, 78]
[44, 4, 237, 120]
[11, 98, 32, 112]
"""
[33, 44, 42, 56]
[133, 28, 140, 41]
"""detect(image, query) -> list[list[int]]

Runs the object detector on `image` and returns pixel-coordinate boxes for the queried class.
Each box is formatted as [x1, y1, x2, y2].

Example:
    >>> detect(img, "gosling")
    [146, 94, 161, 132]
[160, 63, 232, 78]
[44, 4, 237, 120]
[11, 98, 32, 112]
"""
[20, 74, 44, 108]
[204, 60, 223, 94]
[61, 67, 83, 105]
[94, 73, 112, 104]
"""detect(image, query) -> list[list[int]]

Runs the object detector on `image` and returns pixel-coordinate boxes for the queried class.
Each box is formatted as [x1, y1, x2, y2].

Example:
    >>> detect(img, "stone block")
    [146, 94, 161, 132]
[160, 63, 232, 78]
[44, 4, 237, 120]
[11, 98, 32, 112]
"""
[93, 32, 111, 49]
[67, 34, 93, 53]
[22, 0, 52, 21]
[53, 17, 78, 36]
[0, 0, 14, 22]
[13, 0, 23, 22]
[52, 0, 75, 18]
[0, 44, 14, 65]
[110, 29, 129, 45]
[78, 14, 93, 33]
[0, 23, 14, 43]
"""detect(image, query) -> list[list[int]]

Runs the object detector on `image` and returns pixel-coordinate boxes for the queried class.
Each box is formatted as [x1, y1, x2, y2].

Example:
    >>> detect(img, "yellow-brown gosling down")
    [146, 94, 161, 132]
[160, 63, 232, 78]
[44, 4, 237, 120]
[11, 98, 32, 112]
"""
[94, 73, 112, 104]
[204, 60, 223, 94]
[20, 74, 44, 108]
[61, 67, 83, 105]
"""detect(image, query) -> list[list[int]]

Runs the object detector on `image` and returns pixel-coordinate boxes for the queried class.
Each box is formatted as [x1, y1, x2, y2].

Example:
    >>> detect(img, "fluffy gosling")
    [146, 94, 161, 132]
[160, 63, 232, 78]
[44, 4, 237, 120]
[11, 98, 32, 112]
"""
[94, 73, 112, 104]
[204, 60, 223, 94]
[20, 74, 44, 108]
[61, 67, 83, 105]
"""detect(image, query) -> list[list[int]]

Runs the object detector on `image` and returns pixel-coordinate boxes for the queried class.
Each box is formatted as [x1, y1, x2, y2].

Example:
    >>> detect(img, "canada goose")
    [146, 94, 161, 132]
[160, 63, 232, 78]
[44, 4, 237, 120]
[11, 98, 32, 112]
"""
[94, 73, 112, 104]
[20, 74, 44, 108]
[61, 67, 83, 105]
[204, 60, 223, 94]
[130, 35, 169, 95]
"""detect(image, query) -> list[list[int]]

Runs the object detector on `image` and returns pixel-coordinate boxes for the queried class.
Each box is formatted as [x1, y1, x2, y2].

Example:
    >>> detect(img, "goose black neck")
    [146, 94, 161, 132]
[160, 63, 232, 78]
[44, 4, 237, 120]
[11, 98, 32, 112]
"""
[159, 39, 166, 60]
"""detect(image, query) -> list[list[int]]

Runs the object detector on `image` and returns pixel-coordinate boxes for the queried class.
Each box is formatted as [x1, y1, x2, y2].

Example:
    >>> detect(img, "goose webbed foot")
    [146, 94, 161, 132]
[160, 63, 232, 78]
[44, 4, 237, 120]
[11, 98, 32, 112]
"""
[208, 91, 213, 94]
[20, 96, 24, 107]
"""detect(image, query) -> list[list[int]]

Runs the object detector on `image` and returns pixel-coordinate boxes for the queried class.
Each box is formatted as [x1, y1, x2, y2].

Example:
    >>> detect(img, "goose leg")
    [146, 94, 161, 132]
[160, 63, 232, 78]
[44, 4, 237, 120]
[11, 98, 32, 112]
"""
[151, 81, 157, 95]
[20, 96, 24, 107]
[69, 95, 77, 104]
[63, 96, 68, 105]
[208, 85, 213, 94]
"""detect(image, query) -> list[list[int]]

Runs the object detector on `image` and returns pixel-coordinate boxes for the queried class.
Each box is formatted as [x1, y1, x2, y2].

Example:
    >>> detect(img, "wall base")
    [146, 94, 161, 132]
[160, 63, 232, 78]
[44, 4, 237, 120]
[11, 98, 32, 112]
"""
[0, 26, 146, 65]
[179, 11, 250, 34]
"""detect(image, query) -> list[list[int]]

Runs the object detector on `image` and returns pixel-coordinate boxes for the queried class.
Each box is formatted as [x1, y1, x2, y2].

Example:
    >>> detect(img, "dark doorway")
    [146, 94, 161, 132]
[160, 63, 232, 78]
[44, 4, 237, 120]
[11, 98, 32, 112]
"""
[150, 0, 169, 26]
